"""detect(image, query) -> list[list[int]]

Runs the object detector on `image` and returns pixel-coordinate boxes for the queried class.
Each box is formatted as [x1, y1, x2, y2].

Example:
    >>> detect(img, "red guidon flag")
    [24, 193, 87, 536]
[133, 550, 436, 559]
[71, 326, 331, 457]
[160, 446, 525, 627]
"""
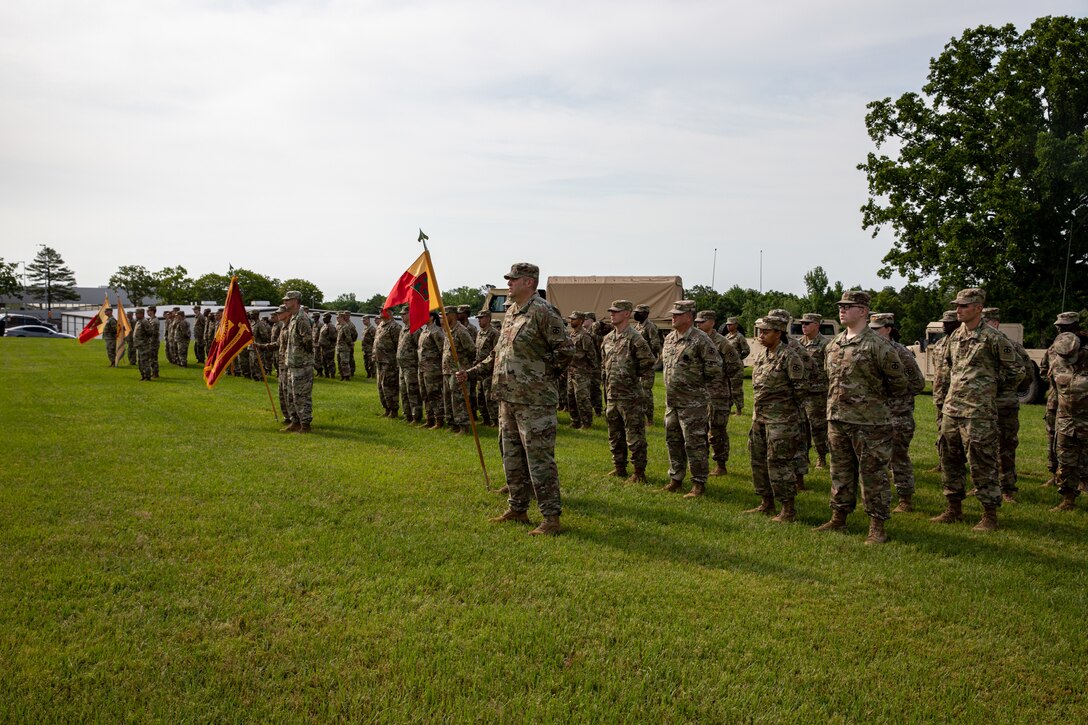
[382, 249, 443, 332]
[203, 276, 254, 389]
[78, 294, 111, 344]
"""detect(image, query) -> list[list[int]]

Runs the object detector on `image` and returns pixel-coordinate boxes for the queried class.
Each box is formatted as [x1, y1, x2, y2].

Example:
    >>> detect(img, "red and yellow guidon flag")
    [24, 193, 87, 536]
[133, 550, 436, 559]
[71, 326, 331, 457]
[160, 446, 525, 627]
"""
[382, 250, 443, 332]
[77, 294, 110, 344]
[203, 276, 254, 389]
[114, 299, 133, 366]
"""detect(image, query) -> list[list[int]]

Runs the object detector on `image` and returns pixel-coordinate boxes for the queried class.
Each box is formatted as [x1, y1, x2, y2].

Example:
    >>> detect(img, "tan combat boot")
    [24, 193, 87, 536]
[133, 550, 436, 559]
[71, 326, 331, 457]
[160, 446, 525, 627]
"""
[663, 479, 684, 492]
[930, 499, 964, 524]
[1050, 493, 1078, 512]
[1001, 492, 1018, 504]
[297, 423, 311, 434]
[795, 474, 807, 492]
[496, 485, 510, 495]
[683, 483, 705, 499]
[972, 506, 999, 532]
[865, 517, 888, 545]
[743, 495, 776, 516]
[710, 463, 728, 477]
[771, 500, 796, 522]
[816, 453, 827, 469]
[892, 495, 913, 513]
[627, 468, 647, 484]
[490, 509, 531, 524]
[607, 466, 628, 478]
[815, 509, 848, 532]
[281, 422, 301, 433]
[1040, 475, 1056, 488]
[528, 515, 562, 536]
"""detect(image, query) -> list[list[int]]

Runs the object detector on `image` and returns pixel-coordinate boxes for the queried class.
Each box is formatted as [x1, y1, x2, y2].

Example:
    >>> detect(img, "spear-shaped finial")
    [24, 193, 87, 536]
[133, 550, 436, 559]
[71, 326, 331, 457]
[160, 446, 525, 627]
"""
[418, 229, 429, 243]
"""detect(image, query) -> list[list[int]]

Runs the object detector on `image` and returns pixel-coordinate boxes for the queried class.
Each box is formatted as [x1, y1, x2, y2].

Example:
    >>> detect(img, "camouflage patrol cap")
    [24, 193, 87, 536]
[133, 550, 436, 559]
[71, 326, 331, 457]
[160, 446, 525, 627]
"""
[608, 300, 634, 312]
[148, 305, 157, 311]
[323, 312, 332, 319]
[569, 311, 587, 320]
[801, 313, 822, 323]
[1055, 311, 1080, 326]
[755, 316, 786, 332]
[282, 290, 302, 301]
[952, 287, 985, 305]
[669, 299, 696, 316]
[767, 309, 791, 321]
[694, 309, 717, 323]
[477, 309, 491, 317]
[340, 310, 350, 316]
[868, 312, 894, 328]
[837, 290, 870, 307]
[726, 317, 740, 325]
[275, 305, 288, 314]
[941, 310, 959, 322]
[503, 262, 539, 280]
[634, 304, 651, 313]
[135, 308, 145, 314]
[585, 312, 597, 320]
[456, 305, 471, 314]
[443, 305, 457, 314]
[982, 307, 1000, 320]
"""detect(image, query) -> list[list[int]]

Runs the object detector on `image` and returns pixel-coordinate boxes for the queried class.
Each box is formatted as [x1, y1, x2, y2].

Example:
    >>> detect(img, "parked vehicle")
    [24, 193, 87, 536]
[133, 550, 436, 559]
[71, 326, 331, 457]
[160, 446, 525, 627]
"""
[4, 325, 76, 339]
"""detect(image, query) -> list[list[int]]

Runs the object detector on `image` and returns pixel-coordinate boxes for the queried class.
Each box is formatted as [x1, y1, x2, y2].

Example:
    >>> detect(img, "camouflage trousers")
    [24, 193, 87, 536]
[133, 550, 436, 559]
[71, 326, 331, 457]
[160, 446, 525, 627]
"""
[1056, 424, 1088, 497]
[166, 339, 176, 364]
[443, 373, 470, 426]
[151, 342, 160, 375]
[476, 377, 498, 424]
[136, 345, 154, 380]
[277, 368, 290, 423]
[707, 399, 731, 465]
[606, 398, 647, 470]
[939, 415, 1001, 509]
[1046, 399, 1058, 474]
[567, 372, 593, 426]
[285, 366, 313, 425]
[749, 418, 803, 503]
[323, 348, 336, 378]
[591, 370, 603, 416]
[398, 365, 421, 421]
[349, 348, 356, 375]
[731, 373, 745, 413]
[499, 402, 561, 517]
[996, 404, 1020, 493]
[376, 362, 399, 413]
[176, 341, 188, 367]
[194, 338, 205, 364]
[640, 371, 655, 424]
[889, 410, 916, 498]
[363, 351, 375, 378]
[934, 404, 945, 472]
[794, 407, 811, 477]
[337, 347, 352, 379]
[665, 405, 710, 486]
[419, 367, 444, 425]
[128, 339, 137, 364]
[104, 339, 116, 366]
[801, 393, 829, 457]
[827, 420, 894, 521]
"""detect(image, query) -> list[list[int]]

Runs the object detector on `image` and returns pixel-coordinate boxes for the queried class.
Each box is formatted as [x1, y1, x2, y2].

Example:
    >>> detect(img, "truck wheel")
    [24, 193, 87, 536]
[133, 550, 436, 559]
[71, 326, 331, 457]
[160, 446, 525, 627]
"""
[1017, 362, 1041, 405]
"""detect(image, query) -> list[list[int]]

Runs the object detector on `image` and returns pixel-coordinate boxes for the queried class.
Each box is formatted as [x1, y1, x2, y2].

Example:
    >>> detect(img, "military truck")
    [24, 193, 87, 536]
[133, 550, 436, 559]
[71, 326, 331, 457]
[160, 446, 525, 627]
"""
[908, 321, 1045, 404]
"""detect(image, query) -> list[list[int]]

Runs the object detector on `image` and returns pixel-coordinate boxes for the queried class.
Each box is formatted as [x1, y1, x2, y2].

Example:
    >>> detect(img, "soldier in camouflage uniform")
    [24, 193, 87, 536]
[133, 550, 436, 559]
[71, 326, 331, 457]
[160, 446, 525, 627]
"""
[932, 288, 1025, 532]
[745, 315, 807, 520]
[146, 306, 161, 378]
[441, 306, 476, 433]
[174, 311, 190, 367]
[163, 310, 176, 365]
[127, 311, 138, 365]
[319, 312, 337, 378]
[929, 310, 960, 473]
[1049, 312, 1088, 510]
[192, 305, 206, 364]
[102, 308, 118, 366]
[362, 317, 377, 378]
[767, 309, 816, 490]
[373, 311, 401, 417]
[661, 300, 723, 498]
[816, 290, 908, 545]
[695, 310, 741, 476]
[254, 305, 290, 423]
[474, 310, 500, 426]
[566, 311, 597, 429]
[586, 312, 607, 416]
[417, 312, 446, 428]
[602, 300, 655, 482]
[633, 304, 662, 425]
[282, 291, 315, 432]
[798, 313, 830, 468]
[132, 308, 155, 381]
[457, 305, 478, 417]
[203, 309, 217, 366]
[335, 312, 354, 381]
[723, 317, 750, 416]
[983, 308, 1034, 502]
[870, 313, 925, 512]
[459, 262, 574, 536]
[396, 310, 422, 423]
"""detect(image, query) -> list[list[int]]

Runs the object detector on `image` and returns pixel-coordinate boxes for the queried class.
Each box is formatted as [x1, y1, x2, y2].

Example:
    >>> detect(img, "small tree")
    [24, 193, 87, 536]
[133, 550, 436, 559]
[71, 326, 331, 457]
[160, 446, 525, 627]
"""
[279, 279, 323, 308]
[328, 293, 363, 313]
[190, 273, 231, 304]
[152, 266, 194, 304]
[0, 258, 22, 300]
[441, 285, 485, 311]
[109, 265, 156, 306]
[25, 246, 79, 310]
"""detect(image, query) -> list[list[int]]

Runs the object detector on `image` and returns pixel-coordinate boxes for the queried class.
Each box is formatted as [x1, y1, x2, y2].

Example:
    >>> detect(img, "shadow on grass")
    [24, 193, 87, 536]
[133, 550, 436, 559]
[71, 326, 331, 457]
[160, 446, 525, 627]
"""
[888, 518, 1086, 571]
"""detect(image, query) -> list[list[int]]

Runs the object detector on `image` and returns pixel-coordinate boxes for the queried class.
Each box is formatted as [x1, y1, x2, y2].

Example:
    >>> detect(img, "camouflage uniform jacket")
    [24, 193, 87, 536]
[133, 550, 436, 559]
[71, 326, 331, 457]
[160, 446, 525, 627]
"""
[319, 321, 337, 352]
[175, 318, 191, 343]
[725, 331, 750, 364]
[193, 314, 206, 341]
[132, 318, 155, 348]
[285, 310, 314, 368]
[276, 324, 289, 367]
[372, 319, 401, 363]
[568, 328, 597, 374]
[602, 325, 655, 401]
[825, 326, 908, 425]
[475, 324, 499, 365]
[102, 317, 118, 342]
[1052, 333, 1088, 434]
[707, 330, 742, 402]
[471, 293, 574, 406]
[252, 319, 270, 346]
[362, 324, 376, 353]
[336, 321, 355, 353]
[396, 325, 420, 368]
[148, 315, 160, 344]
[931, 336, 952, 407]
[751, 341, 806, 423]
[799, 334, 829, 393]
[442, 321, 475, 373]
[994, 331, 1033, 407]
[636, 319, 662, 361]
[661, 326, 723, 408]
[417, 321, 443, 369]
[942, 322, 1026, 420]
[883, 339, 924, 414]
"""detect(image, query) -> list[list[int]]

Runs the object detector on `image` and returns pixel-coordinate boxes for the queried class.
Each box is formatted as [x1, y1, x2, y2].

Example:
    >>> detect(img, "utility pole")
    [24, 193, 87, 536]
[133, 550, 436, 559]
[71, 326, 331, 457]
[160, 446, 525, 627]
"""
[759, 250, 763, 293]
[711, 248, 717, 289]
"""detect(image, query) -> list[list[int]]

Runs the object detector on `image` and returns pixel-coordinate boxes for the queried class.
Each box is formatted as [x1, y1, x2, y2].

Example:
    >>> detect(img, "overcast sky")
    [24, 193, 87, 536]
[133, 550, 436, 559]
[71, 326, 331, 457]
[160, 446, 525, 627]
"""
[2, 0, 1085, 302]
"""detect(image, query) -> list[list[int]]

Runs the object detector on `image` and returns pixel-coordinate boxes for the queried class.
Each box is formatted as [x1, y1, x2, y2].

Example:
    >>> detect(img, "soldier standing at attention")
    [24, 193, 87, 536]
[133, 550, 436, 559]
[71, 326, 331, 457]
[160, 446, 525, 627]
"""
[127, 311, 138, 365]
[694, 309, 741, 476]
[585, 312, 607, 417]
[474, 309, 500, 426]
[1049, 312, 1088, 511]
[417, 312, 446, 429]
[870, 313, 925, 512]
[745, 315, 807, 520]
[931, 288, 1024, 532]
[798, 313, 830, 469]
[318, 312, 336, 378]
[146, 305, 161, 378]
[441, 306, 476, 434]
[983, 307, 1034, 502]
[816, 290, 908, 544]
[255, 305, 290, 423]
[929, 310, 960, 473]
[1040, 314, 1082, 487]
[163, 309, 175, 365]
[602, 300, 655, 482]
[661, 300, 723, 499]
[335, 312, 355, 381]
[362, 316, 377, 378]
[174, 310, 190, 367]
[723, 317, 750, 416]
[396, 309, 422, 423]
[132, 308, 155, 381]
[102, 307, 118, 367]
[373, 310, 402, 418]
[192, 305, 205, 364]
[766, 309, 815, 491]
[281, 291, 315, 433]
[458, 262, 573, 536]
[633, 304, 662, 425]
[566, 311, 597, 429]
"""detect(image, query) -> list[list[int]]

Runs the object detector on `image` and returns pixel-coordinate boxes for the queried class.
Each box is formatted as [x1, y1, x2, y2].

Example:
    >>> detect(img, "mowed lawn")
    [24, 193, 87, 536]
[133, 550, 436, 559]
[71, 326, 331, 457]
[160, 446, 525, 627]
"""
[1, 340, 1086, 723]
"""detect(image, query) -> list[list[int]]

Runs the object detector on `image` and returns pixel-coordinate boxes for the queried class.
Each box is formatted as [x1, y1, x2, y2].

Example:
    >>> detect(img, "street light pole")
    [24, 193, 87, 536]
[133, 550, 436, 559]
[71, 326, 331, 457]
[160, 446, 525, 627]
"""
[1062, 202, 1086, 312]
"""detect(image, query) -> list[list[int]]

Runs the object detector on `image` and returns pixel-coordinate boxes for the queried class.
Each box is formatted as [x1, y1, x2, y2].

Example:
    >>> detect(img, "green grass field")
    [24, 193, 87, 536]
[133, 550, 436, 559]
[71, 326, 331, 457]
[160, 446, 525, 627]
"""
[2, 340, 1086, 722]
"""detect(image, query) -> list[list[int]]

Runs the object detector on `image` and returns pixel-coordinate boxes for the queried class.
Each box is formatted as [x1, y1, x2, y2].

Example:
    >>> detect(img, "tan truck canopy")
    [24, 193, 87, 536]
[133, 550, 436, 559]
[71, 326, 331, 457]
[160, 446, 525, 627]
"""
[545, 276, 684, 328]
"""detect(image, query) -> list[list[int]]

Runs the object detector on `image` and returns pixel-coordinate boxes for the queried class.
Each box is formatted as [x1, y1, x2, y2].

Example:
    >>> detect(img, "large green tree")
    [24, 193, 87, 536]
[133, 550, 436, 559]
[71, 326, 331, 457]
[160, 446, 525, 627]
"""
[279, 279, 323, 308]
[109, 265, 156, 306]
[0, 258, 22, 299]
[327, 293, 363, 313]
[190, 273, 231, 304]
[441, 285, 486, 312]
[152, 266, 193, 305]
[859, 16, 1088, 346]
[25, 246, 79, 309]
[232, 269, 279, 305]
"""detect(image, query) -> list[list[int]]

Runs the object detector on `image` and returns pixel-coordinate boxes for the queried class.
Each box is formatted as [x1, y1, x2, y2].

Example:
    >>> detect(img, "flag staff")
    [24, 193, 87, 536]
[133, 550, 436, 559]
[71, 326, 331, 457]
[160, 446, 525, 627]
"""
[418, 229, 493, 490]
